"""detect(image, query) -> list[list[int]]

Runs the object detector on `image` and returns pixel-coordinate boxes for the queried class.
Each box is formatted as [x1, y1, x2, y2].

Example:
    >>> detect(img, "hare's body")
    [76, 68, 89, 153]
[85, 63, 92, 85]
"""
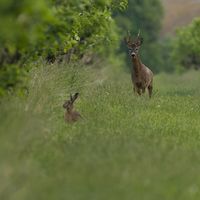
[64, 110, 81, 123]
[63, 93, 81, 123]
[125, 31, 153, 98]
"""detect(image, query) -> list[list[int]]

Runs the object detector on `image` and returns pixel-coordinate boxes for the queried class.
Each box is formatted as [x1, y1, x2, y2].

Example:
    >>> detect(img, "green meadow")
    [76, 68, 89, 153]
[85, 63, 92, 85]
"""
[1, 62, 200, 200]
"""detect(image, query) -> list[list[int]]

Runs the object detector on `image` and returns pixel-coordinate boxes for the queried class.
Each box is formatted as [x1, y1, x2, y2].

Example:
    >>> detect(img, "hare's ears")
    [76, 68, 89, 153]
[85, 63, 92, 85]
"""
[70, 92, 79, 102]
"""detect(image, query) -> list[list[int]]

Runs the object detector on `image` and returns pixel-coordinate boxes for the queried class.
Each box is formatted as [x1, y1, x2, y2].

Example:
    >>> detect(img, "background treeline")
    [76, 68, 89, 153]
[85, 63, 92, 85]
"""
[0, 0, 200, 96]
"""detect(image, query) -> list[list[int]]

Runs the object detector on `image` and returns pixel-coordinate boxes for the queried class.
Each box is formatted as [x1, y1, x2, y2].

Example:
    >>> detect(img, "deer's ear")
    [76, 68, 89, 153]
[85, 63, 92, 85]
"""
[139, 37, 143, 46]
[124, 37, 129, 45]
[135, 37, 143, 47]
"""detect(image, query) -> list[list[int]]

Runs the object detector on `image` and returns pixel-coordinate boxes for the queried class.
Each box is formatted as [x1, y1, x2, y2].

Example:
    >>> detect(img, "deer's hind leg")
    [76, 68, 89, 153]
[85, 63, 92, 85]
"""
[148, 84, 153, 98]
[136, 87, 142, 96]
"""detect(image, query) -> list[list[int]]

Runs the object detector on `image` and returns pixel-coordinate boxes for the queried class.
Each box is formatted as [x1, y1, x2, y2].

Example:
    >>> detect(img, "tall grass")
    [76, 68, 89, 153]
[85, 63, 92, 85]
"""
[1, 62, 200, 200]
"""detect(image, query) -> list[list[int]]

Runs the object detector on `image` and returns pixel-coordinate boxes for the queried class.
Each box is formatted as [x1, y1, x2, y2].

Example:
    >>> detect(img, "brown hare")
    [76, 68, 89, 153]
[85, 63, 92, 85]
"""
[63, 93, 81, 123]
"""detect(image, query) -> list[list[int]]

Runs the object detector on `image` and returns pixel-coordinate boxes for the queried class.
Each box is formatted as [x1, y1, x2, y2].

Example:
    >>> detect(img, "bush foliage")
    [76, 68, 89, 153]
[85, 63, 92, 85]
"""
[173, 17, 200, 71]
[0, 0, 127, 96]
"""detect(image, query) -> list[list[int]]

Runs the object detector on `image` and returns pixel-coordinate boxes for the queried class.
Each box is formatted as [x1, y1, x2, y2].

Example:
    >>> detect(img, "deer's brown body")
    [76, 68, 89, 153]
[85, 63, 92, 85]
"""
[125, 31, 153, 98]
[63, 93, 81, 123]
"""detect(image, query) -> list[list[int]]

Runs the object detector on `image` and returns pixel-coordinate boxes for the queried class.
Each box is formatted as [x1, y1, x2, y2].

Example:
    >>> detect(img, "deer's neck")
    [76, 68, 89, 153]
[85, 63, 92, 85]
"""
[131, 55, 142, 77]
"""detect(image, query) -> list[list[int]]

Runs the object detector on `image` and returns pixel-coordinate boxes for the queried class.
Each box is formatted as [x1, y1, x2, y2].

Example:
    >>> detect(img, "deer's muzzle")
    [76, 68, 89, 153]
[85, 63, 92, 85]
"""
[131, 52, 136, 57]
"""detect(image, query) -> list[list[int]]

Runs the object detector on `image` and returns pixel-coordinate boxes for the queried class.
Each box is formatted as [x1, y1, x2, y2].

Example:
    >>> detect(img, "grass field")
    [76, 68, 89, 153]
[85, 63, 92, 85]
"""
[1, 62, 200, 200]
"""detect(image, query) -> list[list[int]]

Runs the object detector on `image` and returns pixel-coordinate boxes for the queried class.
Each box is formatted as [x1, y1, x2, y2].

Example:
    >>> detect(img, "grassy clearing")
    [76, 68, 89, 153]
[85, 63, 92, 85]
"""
[1, 62, 200, 200]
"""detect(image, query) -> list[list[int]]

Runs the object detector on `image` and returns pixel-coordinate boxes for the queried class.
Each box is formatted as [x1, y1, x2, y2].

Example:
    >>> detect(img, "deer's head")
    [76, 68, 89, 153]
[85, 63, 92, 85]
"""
[124, 30, 143, 58]
[63, 93, 79, 112]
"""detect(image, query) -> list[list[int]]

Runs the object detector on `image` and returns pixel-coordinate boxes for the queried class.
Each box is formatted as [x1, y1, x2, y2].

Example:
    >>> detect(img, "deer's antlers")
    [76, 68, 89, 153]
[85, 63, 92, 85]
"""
[137, 29, 141, 38]
[134, 30, 143, 46]
[124, 30, 143, 47]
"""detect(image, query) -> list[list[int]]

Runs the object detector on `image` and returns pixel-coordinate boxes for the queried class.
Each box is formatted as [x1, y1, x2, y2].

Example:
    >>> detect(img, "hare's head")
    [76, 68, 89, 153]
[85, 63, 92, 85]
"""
[63, 93, 79, 111]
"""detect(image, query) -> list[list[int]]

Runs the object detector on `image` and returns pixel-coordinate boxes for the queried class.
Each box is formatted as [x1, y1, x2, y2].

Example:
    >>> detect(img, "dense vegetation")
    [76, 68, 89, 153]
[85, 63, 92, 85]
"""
[0, 0, 128, 56]
[173, 17, 200, 71]
[0, 0, 128, 96]
[1, 1, 200, 199]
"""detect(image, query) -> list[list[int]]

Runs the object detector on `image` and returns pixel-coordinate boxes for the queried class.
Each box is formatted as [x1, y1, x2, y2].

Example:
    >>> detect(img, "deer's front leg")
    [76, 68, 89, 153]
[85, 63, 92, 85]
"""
[136, 87, 141, 96]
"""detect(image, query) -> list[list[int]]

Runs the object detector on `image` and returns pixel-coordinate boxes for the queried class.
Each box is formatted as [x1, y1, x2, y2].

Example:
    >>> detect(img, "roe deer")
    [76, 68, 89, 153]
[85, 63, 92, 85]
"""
[125, 31, 153, 98]
[63, 93, 81, 123]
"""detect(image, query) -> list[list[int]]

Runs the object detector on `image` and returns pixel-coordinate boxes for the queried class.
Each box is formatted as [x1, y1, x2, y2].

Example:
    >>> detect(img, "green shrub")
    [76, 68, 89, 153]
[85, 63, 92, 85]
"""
[173, 17, 200, 71]
[0, 0, 128, 96]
